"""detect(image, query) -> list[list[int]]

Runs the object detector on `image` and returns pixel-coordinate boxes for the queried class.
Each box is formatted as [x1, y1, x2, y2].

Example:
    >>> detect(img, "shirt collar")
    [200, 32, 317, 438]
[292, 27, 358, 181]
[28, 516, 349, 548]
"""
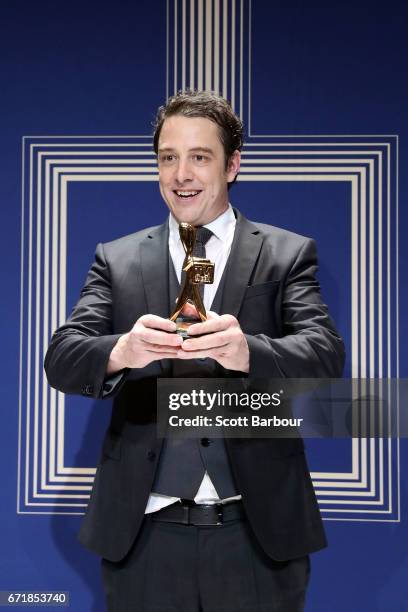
[168, 204, 236, 245]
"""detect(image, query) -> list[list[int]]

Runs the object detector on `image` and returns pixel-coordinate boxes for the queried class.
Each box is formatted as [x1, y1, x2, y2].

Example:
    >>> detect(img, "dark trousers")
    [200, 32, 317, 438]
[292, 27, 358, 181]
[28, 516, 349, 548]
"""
[101, 514, 310, 612]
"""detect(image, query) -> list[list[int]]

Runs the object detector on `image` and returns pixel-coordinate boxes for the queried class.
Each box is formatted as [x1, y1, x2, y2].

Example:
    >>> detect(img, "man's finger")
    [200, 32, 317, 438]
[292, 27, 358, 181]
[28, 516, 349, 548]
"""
[187, 316, 226, 336]
[204, 310, 219, 319]
[146, 344, 180, 353]
[176, 349, 212, 360]
[139, 328, 182, 347]
[181, 331, 229, 351]
[139, 314, 177, 332]
[144, 350, 179, 361]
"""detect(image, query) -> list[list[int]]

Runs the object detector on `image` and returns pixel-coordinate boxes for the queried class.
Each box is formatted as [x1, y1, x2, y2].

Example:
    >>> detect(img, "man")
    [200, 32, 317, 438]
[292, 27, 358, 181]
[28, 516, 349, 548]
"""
[45, 90, 345, 612]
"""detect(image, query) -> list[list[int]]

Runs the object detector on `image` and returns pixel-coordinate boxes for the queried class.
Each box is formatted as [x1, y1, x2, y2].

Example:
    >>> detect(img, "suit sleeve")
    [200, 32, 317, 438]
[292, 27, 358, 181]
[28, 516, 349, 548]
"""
[245, 238, 345, 378]
[44, 243, 128, 399]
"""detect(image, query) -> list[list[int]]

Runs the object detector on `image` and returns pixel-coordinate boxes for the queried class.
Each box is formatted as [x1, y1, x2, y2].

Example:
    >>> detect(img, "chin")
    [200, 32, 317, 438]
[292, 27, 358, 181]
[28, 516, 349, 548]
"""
[172, 209, 202, 225]
[178, 216, 200, 226]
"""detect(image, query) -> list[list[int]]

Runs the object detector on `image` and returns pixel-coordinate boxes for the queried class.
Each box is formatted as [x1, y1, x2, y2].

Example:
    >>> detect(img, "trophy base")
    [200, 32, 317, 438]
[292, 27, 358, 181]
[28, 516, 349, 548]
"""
[175, 317, 201, 339]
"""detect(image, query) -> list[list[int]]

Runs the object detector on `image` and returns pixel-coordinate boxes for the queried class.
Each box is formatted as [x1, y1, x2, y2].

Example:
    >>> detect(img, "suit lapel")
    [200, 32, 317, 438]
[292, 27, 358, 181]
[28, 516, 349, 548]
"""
[220, 209, 264, 317]
[140, 220, 170, 319]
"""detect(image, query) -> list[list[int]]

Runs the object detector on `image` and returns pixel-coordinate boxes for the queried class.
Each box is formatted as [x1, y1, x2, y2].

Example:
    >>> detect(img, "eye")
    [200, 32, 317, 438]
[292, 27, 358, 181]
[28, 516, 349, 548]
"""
[159, 154, 177, 164]
[193, 154, 208, 163]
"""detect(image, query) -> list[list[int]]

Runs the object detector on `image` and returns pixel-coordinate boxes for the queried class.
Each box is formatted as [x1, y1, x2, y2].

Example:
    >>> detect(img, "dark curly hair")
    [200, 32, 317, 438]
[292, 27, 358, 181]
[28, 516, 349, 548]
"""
[153, 90, 243, 180]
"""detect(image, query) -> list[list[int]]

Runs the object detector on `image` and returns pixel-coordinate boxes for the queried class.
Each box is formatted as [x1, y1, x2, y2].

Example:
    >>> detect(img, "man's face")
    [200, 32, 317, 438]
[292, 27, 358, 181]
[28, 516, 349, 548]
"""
[157, 115, 240, 226]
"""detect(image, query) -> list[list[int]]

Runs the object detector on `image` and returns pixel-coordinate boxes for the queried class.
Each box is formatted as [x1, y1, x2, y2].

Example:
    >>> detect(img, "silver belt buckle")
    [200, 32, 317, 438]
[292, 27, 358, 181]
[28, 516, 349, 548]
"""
[216, 503, 224, 525]
[191, 504, 224, 526]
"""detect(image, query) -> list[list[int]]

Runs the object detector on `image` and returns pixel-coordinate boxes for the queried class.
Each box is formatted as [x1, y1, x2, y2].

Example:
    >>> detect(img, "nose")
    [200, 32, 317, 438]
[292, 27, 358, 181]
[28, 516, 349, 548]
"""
[174, 158, 193, 185]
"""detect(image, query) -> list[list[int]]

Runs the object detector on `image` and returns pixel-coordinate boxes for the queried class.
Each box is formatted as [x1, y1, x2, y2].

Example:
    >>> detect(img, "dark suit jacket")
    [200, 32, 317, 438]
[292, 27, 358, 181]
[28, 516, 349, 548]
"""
[44, 209, 345, 563]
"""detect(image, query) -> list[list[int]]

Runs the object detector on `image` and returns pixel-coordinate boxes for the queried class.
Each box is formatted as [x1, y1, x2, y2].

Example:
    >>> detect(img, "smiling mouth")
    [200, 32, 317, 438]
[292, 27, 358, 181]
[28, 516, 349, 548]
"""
[173, 190, 202, 199]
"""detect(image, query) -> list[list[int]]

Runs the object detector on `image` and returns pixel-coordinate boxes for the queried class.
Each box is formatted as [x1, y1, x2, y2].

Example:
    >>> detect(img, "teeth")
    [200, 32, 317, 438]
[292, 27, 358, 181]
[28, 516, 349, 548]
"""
[176, 191, 199, 196]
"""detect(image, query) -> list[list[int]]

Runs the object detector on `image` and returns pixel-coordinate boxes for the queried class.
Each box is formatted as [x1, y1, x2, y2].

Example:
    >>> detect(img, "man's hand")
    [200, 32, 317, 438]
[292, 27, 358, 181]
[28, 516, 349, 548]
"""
[107, 315, 182, 374]
[177, 310, 250, 373]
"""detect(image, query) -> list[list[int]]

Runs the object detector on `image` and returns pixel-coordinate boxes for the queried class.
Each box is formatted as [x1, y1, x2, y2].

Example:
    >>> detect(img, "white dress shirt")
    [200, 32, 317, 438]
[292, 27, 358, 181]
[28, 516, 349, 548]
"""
[145, 204, 242, 513]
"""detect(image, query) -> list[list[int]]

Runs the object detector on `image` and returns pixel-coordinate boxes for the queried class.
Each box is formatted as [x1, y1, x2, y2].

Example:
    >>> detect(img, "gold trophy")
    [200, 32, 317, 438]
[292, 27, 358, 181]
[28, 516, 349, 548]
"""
[170, 223, 215, 338]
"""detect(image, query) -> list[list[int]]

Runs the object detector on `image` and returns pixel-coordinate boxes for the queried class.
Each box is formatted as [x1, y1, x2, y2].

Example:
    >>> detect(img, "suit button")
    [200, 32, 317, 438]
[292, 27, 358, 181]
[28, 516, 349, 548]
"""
[200, 438, 211, 447]
[147, 450, 156, 461]
[82, 384, 94, 395]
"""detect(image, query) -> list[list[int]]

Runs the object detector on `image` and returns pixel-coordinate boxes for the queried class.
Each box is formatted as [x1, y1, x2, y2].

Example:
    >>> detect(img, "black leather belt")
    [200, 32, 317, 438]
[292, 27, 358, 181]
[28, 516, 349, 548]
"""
[150, 500, 246, 526]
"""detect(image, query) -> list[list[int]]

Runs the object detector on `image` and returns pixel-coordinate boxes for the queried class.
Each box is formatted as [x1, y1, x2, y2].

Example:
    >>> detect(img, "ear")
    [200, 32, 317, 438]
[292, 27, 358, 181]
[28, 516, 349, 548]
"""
[226, 150, 241, 183]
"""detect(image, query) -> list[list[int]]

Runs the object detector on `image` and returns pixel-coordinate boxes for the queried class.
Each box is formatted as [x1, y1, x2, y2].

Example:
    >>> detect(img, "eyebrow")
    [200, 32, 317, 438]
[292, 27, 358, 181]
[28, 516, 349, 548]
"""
[157, 147, 215, 154]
